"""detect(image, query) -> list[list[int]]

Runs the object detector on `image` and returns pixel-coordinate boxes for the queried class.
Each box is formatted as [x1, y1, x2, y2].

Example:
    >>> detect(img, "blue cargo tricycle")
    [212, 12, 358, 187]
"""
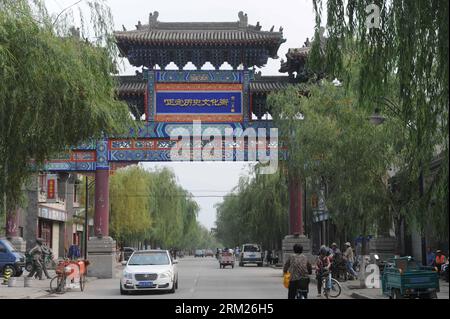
[381, 256, 439, 299]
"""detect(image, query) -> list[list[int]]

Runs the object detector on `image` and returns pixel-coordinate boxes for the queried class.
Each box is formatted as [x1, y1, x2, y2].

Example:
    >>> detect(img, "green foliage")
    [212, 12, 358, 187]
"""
[215, 169, 288, 249]
[269, 82, 397, 238]
[309, 0, 449, 237]
[110, 166, 152, 243]
[0, 0, 133, 228]
[110, 166, 218, 250]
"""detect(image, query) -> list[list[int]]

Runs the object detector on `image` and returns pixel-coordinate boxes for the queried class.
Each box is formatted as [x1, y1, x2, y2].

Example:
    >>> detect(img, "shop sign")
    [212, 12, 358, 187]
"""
[38, 206, 67, 222]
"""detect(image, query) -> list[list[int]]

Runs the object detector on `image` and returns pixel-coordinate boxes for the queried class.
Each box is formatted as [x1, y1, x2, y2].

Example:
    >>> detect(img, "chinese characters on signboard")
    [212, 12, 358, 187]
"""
[38, 206, 67, 222]
[46, 174, 57, 202]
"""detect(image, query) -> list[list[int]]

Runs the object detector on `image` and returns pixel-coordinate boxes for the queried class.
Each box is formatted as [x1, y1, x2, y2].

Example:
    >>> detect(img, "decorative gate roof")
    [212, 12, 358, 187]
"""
[114, 11, 286, 69]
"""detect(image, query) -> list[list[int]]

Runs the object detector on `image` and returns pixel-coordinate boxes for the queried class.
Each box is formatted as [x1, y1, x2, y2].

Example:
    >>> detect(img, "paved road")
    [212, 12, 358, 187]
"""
[40, 256, 351, 299]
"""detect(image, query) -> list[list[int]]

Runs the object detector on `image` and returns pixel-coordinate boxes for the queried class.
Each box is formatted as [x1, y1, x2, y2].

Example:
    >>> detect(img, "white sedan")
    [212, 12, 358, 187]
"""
[120, 250, 178, 295]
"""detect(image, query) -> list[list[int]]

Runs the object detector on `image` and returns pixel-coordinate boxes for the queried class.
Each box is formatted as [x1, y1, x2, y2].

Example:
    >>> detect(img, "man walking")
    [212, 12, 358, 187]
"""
[27, 238, 44, 280]
[343, 242, 358, 279]
[283, 244, 312, 299]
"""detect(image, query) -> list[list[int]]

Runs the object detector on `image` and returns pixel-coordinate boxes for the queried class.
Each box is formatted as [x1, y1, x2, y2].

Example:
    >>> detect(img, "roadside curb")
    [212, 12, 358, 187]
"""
[349, 292, 374, 299]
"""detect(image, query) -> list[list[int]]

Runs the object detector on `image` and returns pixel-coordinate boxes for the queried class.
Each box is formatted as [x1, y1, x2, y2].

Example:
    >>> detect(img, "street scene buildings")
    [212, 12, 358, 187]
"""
[0, 0, 448, 301]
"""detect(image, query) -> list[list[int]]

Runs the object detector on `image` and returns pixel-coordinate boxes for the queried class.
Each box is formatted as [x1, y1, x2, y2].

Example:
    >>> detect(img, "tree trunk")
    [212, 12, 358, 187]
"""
[394, 216, 403, 256]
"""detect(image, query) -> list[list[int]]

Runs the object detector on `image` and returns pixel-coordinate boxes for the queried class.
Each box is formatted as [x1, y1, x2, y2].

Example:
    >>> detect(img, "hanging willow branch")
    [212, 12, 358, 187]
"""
[309, 0, 449, 235]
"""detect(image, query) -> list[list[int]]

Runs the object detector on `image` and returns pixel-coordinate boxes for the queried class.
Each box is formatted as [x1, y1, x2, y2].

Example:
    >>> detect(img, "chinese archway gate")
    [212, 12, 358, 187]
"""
[38, 12, 311, 276]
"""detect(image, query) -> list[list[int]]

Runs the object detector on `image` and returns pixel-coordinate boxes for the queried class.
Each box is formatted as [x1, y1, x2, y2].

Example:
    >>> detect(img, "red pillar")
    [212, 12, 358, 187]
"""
[289, 176, 303, 236]
[94, 169, 109, 237]
[6, 208, 19, 238]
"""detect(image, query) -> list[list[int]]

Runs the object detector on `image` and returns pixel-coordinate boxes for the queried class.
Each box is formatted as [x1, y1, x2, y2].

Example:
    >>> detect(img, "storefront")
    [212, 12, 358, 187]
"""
[38, 205, 68, 259]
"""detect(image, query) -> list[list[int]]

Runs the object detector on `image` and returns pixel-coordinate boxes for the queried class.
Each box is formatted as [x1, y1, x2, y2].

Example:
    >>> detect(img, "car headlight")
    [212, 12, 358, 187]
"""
[123, 270, 133, 279]
[159, 271, 172, 279]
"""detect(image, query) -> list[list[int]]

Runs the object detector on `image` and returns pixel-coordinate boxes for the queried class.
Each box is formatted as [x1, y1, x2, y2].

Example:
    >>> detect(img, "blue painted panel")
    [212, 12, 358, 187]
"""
[125, 121, 278, 139]
[155, 91, 242, 115]
[155, 70, 243, 83]
[43, 162, 96, 171]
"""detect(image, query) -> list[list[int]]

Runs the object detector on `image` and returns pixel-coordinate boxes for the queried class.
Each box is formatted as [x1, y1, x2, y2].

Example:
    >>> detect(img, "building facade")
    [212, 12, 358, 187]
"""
[15, 173, 84, 256]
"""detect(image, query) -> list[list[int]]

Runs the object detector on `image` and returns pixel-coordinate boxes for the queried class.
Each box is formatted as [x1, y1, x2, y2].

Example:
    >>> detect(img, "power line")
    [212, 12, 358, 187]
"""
[21, 189, 237, 198]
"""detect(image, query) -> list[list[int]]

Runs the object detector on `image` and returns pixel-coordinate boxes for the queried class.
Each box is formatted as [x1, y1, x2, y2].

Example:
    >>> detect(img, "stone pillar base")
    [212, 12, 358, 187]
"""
[87, 236, 116, 279]
[282, 235, 313, 265]
[7, 237, 27, 253]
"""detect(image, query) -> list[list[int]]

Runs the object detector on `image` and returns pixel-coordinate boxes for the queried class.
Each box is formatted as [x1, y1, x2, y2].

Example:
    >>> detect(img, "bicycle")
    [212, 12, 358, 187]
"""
[322, 272, 342, 299]
[295, 277, 310, 299]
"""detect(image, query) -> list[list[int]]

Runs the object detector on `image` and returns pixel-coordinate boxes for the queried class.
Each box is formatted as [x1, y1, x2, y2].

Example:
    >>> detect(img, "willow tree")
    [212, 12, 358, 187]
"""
[109, 166, 152, 245]
[215, 168, 289, 249]
[309, 0, 449, 240]
[0, 0, 133, 233]
[269, 83, 397, 241]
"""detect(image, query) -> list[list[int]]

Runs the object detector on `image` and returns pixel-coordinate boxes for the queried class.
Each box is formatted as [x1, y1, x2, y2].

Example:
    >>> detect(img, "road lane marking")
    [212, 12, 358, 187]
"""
[189, 272, 200, 295]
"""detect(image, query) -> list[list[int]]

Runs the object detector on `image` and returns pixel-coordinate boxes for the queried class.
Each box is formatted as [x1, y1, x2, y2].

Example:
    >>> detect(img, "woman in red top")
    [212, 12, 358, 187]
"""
[435, 250, 446, 273]
[316, 246, 331, 297]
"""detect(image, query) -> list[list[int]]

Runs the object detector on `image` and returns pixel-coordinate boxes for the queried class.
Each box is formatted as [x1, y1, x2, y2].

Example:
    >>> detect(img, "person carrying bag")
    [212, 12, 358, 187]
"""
[283, 244, 312, 299]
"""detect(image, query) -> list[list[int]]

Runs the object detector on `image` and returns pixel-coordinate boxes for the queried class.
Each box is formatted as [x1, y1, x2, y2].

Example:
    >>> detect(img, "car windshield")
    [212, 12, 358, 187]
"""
[244, 245, 260, 252]
[128, 252, 169, 265]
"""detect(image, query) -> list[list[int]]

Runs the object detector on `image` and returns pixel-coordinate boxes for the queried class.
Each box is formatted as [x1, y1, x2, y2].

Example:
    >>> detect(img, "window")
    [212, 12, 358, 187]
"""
[73, 181, 79, 204]
[38, 220, 52, 248]
[244, 245, 260, 252]
[128, 252, 170, 265]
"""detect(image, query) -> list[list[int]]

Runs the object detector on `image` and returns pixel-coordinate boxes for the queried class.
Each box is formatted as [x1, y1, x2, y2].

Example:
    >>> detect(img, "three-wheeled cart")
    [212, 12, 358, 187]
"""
[381, 256, 439, 299]
[219, 251, 235, 269]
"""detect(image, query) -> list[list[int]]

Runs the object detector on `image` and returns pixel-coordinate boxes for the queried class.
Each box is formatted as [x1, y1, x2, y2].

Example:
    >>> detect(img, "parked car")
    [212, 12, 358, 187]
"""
[205, 249, 214, 257]
[120, 250, 178, 294]
[123, 247, 135, 261]
[194, 249, 205, 257]
[239, 244, 263, 267]
[0, 238, 25, 277]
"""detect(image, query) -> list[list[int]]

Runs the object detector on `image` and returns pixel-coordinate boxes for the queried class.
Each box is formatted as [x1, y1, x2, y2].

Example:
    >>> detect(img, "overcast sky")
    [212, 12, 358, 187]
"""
[45, 0, 315, 230]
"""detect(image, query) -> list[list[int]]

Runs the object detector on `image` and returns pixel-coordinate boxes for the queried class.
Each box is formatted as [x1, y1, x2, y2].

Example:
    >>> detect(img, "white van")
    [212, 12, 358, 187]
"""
[239, 244, 263, 267]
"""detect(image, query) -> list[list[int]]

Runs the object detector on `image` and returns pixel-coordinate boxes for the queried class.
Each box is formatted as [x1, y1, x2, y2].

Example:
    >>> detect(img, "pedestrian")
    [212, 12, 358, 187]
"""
[283, 244, 312, 299]
[434, 250, 446, 273]
[426, 247, 435, 266]
[266, 250, 273, 265]
[330, 242, 343, 279]
[330, 243, 341, 256]
[316, 246, 331, 297]
[343, 242, 358, 279]
[67, 244, 81, 260]
[41, 244, 53, 279]
[27, 238, 44, 280]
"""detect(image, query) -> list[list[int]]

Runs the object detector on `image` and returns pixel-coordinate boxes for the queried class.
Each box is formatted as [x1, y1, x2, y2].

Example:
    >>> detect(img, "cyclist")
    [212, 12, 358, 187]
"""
[283, 244, 312, 299]
[316, 246, 331, 297]
[330, 243, 344, 279]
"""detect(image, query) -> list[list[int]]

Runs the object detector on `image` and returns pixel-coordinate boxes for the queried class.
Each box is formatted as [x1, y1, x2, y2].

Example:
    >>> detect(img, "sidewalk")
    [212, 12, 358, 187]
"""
[0, 270, 98, 299]
[0, 270, 56, 299]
